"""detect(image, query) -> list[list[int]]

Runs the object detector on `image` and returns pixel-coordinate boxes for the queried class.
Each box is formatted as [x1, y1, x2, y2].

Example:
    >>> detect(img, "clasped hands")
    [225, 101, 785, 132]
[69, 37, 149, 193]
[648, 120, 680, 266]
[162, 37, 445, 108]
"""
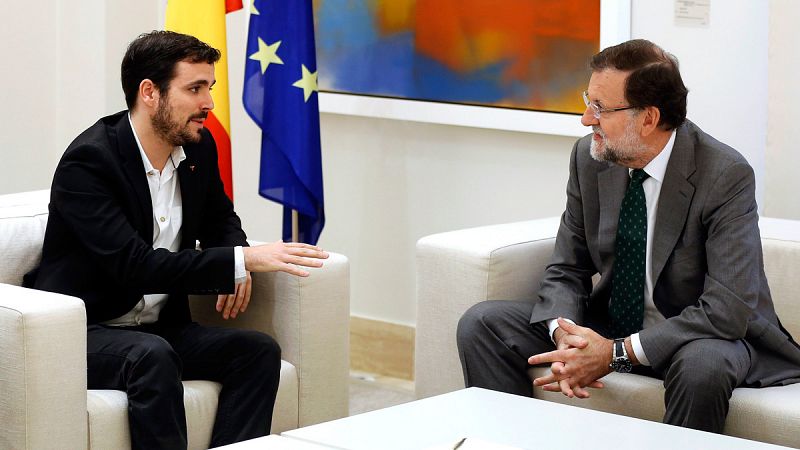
[216, 241, 329, 320]
[527, 318, 613, 399]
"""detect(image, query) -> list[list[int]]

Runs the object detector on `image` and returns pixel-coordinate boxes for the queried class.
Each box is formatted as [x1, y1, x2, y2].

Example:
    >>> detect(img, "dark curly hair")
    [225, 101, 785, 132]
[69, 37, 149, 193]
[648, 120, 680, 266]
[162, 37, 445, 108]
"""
[590, 39, 688, 130]
[121, 30, 221, 110]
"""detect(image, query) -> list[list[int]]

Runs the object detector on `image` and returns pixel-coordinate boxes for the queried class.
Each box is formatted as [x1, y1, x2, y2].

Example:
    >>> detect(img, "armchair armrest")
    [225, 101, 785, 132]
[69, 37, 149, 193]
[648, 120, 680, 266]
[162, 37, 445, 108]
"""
[189, 249, 350, 427]
[414, 217, 560, 399]
[0, 284, 88, 450]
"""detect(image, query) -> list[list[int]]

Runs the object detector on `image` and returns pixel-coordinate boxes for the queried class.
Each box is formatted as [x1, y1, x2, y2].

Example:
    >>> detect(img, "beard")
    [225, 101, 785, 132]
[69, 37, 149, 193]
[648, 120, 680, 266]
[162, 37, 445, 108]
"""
[589, 119, 648, 165]
[151, 96, 207, 147]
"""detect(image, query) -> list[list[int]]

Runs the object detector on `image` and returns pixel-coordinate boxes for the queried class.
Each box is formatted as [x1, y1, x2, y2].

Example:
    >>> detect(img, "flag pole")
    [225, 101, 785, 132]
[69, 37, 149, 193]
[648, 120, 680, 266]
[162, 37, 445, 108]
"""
[292, 209, 299, 243]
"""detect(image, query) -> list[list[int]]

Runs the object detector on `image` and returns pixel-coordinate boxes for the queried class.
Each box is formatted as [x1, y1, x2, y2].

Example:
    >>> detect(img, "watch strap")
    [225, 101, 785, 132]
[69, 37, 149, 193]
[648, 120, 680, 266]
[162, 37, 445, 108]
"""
[610, 338, 632, 373]
[614, 338, 626, 359]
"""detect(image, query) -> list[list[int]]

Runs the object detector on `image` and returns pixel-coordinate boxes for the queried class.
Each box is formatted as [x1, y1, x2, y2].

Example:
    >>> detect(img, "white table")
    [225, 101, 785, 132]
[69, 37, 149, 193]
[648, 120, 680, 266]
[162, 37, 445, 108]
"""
[215, 434, 332, 449]
[281, 387, 791, 450]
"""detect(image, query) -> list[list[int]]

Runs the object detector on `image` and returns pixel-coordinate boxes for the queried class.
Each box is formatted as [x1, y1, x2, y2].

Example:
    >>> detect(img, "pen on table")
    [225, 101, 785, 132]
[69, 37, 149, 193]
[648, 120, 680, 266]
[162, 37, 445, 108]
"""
[453, 437, 466, 449]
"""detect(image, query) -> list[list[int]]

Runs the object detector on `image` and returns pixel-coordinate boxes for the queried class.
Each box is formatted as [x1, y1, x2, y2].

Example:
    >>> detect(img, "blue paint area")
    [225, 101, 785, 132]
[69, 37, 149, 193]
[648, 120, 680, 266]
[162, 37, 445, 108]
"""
[320, 31, 415, 96]
[319, 30, 513, 105]
[316, 0, 377, 53]
[412, 54, 509, 104]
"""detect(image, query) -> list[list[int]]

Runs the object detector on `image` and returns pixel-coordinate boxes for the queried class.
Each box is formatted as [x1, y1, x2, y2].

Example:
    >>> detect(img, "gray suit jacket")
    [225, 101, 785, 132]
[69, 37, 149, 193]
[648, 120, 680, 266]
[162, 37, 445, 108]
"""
[530, 120, 800, 386]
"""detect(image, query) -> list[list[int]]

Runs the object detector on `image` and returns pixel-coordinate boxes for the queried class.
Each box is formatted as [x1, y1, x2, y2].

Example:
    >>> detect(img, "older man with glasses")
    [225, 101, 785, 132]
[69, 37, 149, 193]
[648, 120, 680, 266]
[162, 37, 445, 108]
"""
[456, 39, 800, 433]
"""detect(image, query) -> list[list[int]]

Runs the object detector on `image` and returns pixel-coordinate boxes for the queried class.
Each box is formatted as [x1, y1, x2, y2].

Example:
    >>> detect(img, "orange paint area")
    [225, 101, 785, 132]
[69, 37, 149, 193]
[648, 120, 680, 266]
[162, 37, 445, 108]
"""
[370, 0, 600, 112]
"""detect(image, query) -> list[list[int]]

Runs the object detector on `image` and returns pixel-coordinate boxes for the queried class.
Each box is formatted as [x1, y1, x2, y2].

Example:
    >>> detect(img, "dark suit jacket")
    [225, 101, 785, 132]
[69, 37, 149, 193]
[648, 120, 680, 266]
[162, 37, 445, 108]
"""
[24, 111, 248, 325]
[530, 120, 800, 386]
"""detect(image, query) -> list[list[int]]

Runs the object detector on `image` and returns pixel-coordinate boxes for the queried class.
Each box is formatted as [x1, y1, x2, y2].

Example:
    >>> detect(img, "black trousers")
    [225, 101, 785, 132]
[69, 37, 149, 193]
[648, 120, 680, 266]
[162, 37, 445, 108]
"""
[87, 322, 281, 450]
[456, 300, 751, 433]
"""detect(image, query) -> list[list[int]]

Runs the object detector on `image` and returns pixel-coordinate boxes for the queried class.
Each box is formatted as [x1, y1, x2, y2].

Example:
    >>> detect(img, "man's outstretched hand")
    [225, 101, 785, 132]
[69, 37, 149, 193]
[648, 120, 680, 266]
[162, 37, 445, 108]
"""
[217, 242, 328, 320]
[528, 318, 613, 398]
[243, 241, 329, 277]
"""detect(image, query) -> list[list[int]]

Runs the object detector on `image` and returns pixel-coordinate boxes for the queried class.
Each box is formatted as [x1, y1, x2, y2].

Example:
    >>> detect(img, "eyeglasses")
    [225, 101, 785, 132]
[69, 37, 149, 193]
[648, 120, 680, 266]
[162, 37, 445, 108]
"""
[582, 90, 636, 119]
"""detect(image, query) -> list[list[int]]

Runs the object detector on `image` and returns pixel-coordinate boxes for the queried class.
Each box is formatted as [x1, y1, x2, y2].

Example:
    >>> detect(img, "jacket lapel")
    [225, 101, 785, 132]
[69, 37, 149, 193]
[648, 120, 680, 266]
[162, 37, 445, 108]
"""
[111, 113, 154, 243]
[597, 164, 630, 264]
[651, 123, 696, 285]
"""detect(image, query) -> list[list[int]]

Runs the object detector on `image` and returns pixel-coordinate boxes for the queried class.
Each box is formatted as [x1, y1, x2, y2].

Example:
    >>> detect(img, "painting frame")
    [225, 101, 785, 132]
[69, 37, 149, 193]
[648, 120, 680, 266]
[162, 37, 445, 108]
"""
[318, 0, 631, 137]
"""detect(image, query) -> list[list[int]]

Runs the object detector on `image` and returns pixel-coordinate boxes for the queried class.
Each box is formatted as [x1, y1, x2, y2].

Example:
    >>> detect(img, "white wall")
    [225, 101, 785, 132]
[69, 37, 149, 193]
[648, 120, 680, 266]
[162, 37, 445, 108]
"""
[0, 0, 784, 327]
[0, 0, 59, 193]
[764, 0, 800, 220]
[0, 0, 159, 193]
[631, 0, 769, 203]
[313, 116, 571, 324]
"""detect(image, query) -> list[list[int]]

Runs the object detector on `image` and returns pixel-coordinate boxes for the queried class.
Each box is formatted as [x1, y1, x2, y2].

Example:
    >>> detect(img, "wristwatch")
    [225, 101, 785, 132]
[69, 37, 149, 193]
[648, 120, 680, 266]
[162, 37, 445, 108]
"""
[609, 338, 632, 373]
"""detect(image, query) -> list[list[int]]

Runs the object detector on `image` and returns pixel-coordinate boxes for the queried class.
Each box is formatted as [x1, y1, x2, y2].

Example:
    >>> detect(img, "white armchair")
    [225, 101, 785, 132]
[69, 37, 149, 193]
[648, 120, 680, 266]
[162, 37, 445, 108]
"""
[416, 216, 800, 448]
[0, 189, 350, 450]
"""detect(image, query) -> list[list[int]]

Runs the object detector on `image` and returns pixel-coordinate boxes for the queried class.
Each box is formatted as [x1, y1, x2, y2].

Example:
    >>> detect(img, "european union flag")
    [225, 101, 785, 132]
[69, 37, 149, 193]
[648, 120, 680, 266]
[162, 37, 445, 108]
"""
[243, 0, 324, 245]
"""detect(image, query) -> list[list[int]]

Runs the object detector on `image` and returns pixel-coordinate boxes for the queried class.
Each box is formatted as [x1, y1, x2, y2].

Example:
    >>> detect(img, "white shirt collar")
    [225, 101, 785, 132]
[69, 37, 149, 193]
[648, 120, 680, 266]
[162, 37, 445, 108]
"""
[634, 129, 676, 183]
[127, 113, 186, 174]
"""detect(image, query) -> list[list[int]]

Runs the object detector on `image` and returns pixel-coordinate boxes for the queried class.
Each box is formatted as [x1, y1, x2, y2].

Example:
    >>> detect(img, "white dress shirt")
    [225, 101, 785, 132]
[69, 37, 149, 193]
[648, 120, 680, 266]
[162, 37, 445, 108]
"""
[548, 130, 677, 365]
[103, 115, 245, 326]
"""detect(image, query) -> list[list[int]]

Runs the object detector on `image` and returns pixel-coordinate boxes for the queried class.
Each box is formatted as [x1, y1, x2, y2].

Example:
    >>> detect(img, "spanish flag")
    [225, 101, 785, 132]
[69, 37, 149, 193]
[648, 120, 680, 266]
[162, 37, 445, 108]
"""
[166, 0, 243, 201]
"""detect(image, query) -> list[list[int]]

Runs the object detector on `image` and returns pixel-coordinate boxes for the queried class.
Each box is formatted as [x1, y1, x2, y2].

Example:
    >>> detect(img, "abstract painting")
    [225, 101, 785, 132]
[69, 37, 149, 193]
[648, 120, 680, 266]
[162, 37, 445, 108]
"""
[314, 0, 601, 115]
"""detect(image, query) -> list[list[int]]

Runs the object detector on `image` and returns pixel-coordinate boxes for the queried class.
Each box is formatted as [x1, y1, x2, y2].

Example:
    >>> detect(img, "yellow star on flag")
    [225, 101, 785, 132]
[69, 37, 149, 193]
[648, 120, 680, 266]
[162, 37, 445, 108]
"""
[292, 64, 318, 102]
[249, 38, 283, 74]
[251, 1, 259, 15]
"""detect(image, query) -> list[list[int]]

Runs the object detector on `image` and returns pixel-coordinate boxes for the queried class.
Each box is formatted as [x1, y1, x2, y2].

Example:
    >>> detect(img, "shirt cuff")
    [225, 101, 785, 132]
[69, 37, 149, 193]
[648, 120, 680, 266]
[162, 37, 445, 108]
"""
[630, 333, 651, 366]
[547, 318, 576, 344]
[234, 246, 246, 284]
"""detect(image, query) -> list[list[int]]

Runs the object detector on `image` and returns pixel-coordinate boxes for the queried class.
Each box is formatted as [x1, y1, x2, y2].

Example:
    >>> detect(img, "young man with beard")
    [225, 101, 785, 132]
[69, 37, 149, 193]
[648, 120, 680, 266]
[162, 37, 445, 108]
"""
[457, 39, 800, 433]
[23, 31, 328, 449]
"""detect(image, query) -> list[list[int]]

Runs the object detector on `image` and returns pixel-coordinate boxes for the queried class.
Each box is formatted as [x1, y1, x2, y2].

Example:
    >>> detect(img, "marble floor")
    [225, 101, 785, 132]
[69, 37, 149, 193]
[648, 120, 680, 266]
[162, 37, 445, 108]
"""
[348, 371, 416, 416]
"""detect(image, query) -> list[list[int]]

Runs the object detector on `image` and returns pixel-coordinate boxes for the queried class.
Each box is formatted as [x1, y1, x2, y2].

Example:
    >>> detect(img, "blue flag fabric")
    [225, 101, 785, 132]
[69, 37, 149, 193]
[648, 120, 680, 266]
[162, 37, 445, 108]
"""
[243, 0, 324, 245]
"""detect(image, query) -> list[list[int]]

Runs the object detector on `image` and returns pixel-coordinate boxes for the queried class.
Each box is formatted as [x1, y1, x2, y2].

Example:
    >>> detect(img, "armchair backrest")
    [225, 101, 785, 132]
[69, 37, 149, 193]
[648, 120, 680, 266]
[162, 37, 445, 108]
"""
[477, 217, 800, 339]
[759, 218, 800, 338]
[0, 190, 49, 286]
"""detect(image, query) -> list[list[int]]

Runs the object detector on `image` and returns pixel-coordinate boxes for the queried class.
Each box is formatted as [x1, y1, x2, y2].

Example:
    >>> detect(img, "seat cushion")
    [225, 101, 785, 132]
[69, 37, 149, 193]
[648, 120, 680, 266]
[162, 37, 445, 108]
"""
[86, 382, 221, 450]
[529, 368, 665, 422]
[87, 360, 298, 450]
[725, 383, 800, 447]
[529, 367, 800, 448]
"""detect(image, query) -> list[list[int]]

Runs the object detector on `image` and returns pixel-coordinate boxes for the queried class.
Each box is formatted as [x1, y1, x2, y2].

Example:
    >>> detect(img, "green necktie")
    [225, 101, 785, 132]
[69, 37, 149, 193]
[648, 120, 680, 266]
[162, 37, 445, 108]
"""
[608, 168, 649, 338]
